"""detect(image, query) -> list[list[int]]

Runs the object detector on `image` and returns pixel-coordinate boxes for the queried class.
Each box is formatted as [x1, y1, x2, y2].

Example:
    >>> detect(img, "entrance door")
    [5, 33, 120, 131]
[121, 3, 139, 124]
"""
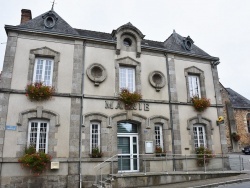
[117, 122, 139, 172]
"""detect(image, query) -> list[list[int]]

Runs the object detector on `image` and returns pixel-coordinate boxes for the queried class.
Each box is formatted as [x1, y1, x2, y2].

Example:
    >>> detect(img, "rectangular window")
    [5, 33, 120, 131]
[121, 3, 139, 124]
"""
[90, 122, 100, 152]
[33, 58, 54, 86]
[28, 120, 49, 153]
[119, 67, 135, 92]
[193, 125, 206, 148]
[155, 124, 163, 149]
[188, 75, 201, 98]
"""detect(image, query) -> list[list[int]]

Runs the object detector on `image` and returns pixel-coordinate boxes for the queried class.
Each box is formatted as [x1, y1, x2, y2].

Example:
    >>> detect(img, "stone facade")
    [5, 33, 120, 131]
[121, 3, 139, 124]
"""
[220, 84, 250, 152]
[0, 9, 227, 188]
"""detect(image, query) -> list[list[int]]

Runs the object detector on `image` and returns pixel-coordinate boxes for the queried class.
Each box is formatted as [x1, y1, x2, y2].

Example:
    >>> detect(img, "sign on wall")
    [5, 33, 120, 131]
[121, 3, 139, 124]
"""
[6, 125, 17, 131]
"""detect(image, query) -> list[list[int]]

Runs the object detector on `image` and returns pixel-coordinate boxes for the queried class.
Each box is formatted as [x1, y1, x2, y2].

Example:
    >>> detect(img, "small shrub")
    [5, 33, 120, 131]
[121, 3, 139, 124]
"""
[91, 147, 102, 158]
[118, 88, 142, 110]
[195, 146, 214, 167]
[18, 145, 52, 175]
[191, 96, 211, 112]
[25, 82, 54, 101]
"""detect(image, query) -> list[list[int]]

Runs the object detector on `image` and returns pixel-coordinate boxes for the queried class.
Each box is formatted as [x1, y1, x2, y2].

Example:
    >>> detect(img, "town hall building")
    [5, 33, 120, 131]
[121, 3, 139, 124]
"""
[0, 8, 227, 187]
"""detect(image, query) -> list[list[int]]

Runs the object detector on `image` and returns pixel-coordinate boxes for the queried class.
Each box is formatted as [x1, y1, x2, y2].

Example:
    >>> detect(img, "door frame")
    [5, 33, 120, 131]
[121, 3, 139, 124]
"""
[117, 133, 139, 173]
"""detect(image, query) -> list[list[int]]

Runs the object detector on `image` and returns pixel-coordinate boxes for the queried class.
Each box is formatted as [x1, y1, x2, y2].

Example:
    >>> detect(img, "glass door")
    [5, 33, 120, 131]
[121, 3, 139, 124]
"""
[117, 135, 139, 172]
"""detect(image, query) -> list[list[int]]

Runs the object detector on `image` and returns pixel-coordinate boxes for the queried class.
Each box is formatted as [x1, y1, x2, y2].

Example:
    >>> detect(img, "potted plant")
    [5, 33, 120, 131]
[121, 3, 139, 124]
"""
[18, 145, 52, 175]
[195, 146, 214, 167]
[231, 132, 240, 142]
[191, 96, 211, 112]
[118, 88, 142, 110]
[155, 145, 166, 157]
[25, 82, 54, 101]
[91, 147, 103, 158]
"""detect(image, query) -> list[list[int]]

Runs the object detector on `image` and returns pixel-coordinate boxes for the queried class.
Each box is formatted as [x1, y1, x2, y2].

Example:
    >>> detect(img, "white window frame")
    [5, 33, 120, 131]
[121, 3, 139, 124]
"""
[193, 125, 206, 148]
[155, 124, 163, 149]
[90, 122, 101, 153]
[27, 120, 49, 153]
[119, 66, 135, 92]
[33, 57, 54, 86]
[188, 74, 201, 98]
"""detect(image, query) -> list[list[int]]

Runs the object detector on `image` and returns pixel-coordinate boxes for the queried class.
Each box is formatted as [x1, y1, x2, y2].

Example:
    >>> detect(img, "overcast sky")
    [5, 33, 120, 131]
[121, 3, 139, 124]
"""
[0, 0, 249, 99]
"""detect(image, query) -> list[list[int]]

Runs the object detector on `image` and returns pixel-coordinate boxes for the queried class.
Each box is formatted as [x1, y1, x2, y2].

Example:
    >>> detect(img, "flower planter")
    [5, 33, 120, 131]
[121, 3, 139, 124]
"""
[118, 88, 142, 110]
[231, 132, 240, 142]
[91, 147, 103, 158]
[18, 146, 52, 175]
[191, 96, 211, 112]
[25, 82, 54, 101]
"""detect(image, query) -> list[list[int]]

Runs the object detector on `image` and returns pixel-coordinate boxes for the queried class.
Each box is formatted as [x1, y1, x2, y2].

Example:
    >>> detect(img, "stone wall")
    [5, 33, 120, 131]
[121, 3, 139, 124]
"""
[234, 109, 250, 148]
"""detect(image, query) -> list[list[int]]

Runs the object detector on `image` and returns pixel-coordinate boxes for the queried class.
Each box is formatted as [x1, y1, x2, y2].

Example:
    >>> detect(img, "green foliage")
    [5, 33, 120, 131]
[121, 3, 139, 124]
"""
[195, 146, 214, 167]
[118, 88, 142, 110]
[18, 146, 52, 175]
[25, 82, 54, 101]
[191, 96, 211, 112]
[91, 147, 102, 158]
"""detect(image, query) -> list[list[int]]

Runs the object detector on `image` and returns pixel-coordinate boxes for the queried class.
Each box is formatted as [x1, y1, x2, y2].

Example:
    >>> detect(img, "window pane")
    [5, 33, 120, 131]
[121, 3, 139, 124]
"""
[193, 125, 206, 148]
[44, 60, 52, 86]
[117, 137, 130, 154]
[189, 75, 201, 98]
[155, 125, 163, 148]
[39, 123, 47, 152]
[29, 121, 48, 153]
[117, 123, 137, 133]
[33, 58, 53, 86]
[34, 59, 43, 82]
[30, 122, 38, 146]
[91, 123, 99, 149]
[119, 67, 135, 92]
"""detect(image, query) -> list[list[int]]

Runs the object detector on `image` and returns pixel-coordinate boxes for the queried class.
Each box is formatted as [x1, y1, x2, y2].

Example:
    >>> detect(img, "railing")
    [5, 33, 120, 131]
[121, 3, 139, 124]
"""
[93, 153, 250, 187]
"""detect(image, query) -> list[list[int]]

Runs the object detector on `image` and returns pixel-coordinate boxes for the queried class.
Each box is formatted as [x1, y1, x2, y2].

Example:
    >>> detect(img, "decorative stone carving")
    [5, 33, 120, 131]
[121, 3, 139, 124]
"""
[86, 63, 107, 86]
[148, 71, 166, 92]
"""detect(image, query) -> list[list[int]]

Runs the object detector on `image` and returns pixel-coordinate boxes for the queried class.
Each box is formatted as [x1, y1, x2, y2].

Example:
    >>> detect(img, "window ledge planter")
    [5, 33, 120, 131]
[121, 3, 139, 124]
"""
[195, 146, 214, 167]
[90, 147, 103, 158]
[18, 146, 52, 176]
[191, 96, 211, 112]
[231, 132, 240, 142]
[25, 82, 54, 101]
[118, 88, 142, 110]
[155, 146, 166, 157]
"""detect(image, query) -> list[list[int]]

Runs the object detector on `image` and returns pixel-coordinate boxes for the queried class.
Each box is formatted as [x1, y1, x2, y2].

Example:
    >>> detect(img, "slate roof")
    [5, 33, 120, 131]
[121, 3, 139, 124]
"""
[8, 10, 217, 60]
[17, 10, 79, 36]
[163, 32, 211, 57]
[226, 88, 250, 109]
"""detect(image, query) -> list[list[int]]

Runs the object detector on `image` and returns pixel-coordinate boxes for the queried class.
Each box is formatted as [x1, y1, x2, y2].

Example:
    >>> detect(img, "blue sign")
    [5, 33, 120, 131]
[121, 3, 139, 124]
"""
[6, 125, 17, 131]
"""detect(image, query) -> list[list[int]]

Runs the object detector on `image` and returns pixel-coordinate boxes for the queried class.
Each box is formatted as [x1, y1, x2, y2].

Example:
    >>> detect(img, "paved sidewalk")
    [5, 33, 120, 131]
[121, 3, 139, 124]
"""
[141, 173, 250, 188]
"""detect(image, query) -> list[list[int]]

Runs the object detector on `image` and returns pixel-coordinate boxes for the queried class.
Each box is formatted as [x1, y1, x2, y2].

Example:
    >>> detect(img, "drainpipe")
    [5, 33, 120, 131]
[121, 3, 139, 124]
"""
[164, 53, 176, 171]
[79, 40, 86, 188]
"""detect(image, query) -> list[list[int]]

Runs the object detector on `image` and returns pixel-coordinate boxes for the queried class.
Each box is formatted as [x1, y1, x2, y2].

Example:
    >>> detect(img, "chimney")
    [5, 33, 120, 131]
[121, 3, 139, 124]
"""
[20, 9, 32, 24]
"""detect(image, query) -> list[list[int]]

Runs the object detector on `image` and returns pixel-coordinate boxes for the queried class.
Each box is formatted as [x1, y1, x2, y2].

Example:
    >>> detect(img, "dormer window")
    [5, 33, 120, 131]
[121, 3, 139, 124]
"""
[183, 36, 194, 51]
[44, 16, 55, 28]
[123, 38, 132, 47]
[42, 11, 58, 29]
